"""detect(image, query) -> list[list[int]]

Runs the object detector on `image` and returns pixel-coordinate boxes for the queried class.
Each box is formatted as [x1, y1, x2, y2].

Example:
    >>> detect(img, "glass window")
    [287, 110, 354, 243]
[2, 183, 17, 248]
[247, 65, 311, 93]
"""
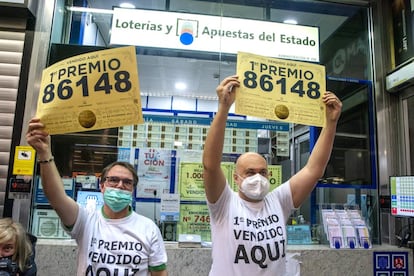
[44, 0, 374, 243]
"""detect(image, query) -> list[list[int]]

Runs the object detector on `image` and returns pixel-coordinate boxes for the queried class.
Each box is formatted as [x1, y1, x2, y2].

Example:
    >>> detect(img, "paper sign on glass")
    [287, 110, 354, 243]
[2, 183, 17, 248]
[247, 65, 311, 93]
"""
[179, 162, 206, 201]
[236, 52, 326, 127]
[13, 146, 35, 176]
[179, 162, 233, 201]
[36, 46, 143, 134]
[178, 204, 211, 242]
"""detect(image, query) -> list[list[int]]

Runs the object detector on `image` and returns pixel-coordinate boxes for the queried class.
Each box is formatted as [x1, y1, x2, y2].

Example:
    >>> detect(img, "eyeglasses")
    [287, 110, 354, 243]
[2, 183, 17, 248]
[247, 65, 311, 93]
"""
[104, 176, 134, 188]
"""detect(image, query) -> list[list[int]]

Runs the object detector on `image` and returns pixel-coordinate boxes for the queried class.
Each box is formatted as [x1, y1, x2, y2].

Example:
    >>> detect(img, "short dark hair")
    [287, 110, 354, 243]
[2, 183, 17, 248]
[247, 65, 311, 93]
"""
[101, 161, 139, 187]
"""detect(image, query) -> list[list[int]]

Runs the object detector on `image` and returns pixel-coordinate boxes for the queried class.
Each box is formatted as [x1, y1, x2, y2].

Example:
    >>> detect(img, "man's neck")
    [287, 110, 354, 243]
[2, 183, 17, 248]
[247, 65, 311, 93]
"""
[102, 205, 132, 219]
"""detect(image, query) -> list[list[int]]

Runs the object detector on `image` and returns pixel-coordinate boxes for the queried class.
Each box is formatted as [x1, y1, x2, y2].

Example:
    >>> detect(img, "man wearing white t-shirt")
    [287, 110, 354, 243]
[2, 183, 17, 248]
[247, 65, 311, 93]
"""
[26, 120, 167, 276]
[202, 75, 342, 275]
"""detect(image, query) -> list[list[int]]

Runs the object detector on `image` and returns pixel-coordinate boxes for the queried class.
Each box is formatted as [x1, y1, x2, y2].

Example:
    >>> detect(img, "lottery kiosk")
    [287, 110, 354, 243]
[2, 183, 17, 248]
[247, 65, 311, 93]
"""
[2, 0, 414, 275]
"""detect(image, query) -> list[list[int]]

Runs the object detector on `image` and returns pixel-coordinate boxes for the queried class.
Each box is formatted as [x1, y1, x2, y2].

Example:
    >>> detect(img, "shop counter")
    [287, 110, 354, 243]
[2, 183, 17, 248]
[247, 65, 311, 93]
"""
[35, 239, 413, 275]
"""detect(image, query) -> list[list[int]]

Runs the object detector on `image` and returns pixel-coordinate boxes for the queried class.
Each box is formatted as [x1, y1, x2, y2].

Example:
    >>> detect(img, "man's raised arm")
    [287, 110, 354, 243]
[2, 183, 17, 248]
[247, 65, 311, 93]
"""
[202, 75, 240, 203]
[26, 118, 79, 227]
[289, 91, 342, 208]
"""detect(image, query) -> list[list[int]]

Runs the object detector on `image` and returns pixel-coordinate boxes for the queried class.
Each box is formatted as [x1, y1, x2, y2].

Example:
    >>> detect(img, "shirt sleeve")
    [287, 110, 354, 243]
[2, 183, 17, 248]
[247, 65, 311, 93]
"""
[149, 222, 168, 267]
[62, 204, 87, 239]
[268, 180, 295, 221]
[207, 182, 233, 225]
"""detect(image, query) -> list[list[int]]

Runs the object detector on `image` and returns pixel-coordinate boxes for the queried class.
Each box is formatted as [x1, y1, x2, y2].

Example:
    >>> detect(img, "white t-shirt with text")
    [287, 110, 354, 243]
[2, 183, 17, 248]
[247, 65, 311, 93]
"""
[208, 181, 294, 276]
[66, 206, 167, 276]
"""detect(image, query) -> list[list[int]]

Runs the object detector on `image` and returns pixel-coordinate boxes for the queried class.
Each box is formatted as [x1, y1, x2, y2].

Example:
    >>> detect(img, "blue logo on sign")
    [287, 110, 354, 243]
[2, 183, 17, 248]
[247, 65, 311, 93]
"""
[177, 19, 198, 46]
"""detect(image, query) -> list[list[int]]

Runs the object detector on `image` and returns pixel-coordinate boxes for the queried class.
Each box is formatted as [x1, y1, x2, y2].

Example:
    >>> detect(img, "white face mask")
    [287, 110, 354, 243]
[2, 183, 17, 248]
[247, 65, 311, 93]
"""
[238, 173, 270, 201]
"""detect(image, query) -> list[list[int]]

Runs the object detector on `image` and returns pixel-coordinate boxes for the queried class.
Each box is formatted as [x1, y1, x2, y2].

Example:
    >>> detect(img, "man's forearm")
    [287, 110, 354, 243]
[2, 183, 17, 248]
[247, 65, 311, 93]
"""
[39, 161, 68, 209]
[307, 122, 337, 176]
[203, 106, 229, 168]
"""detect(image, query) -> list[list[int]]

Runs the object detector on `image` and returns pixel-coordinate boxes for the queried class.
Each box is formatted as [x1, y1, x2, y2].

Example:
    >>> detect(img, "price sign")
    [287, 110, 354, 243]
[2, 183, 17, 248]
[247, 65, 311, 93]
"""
[36, 46, 143, 135]
[236, 51, 326, 127]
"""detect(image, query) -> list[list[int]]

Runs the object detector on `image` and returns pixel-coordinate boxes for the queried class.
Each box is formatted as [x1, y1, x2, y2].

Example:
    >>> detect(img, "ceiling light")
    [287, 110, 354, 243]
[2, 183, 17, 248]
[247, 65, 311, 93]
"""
[66, 7, 113, 14]
[283, 19, 298, 25]
[120, 2, 136, 9]
[175, 82, 187, 90]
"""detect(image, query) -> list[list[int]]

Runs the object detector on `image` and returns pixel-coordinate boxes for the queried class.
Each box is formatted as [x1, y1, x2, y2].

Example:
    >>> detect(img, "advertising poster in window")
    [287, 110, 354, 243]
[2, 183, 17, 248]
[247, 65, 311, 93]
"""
[178, 203, 211, 242]
[268, 165, 283, 190]
[135, 148, 175, 198]
[32, 208, 71, 239]
[35, 177, 74, 205]
[179, 162, 234, 201]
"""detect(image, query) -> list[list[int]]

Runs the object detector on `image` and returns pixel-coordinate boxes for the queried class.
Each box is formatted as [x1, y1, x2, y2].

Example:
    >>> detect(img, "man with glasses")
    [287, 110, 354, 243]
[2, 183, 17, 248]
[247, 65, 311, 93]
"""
[26, 118, 167, 276]
[202, 75, 342, 275]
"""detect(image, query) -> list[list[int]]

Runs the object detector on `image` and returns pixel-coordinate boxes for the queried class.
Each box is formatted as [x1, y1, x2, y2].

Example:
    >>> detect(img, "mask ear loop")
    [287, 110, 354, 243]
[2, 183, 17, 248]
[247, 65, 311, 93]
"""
[234, 173, 243, 184]
[235, 174, 244, 179]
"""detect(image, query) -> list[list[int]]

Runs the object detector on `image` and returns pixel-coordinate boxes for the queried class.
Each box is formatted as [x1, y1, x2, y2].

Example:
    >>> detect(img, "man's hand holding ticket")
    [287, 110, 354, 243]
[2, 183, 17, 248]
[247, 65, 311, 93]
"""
[235, 51, 326, 127]
[36, 46, 143, 135]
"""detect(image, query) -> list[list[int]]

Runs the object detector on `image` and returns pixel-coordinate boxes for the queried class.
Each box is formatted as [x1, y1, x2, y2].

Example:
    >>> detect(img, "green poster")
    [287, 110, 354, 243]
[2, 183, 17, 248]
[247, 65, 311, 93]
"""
[179, 162, 205, 201]
[268, 165, 282, 191]
[178, 203, 211, 242]
[179, 162, 235, 201]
